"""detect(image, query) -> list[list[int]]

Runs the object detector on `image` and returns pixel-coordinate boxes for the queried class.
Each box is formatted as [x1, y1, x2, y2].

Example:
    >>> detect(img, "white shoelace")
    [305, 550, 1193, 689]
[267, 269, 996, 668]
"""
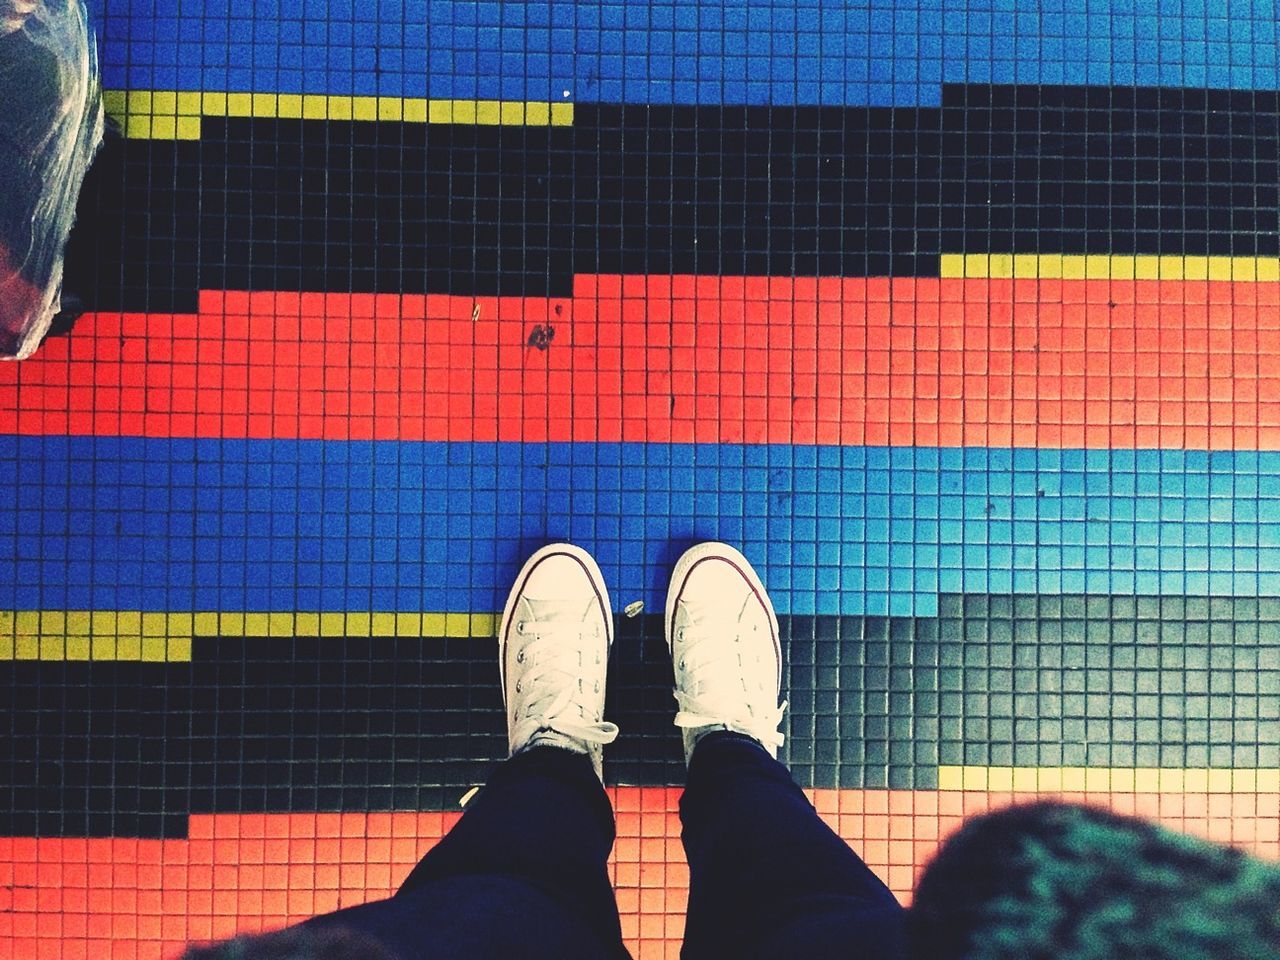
[672, 603, 787, 750]
[509, 617, 619, 748]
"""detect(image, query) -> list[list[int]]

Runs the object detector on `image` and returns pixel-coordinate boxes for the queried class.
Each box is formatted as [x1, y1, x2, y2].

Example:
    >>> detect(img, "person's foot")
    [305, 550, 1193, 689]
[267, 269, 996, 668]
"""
[665, 542, 786, 764]
[499, 543, 619, 780]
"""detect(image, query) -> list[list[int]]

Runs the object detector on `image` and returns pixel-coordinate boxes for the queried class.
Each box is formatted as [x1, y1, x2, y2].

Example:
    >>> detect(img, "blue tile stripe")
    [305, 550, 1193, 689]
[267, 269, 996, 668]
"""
[3, 437, 1279, 617]
[90, 0, 1280, 106]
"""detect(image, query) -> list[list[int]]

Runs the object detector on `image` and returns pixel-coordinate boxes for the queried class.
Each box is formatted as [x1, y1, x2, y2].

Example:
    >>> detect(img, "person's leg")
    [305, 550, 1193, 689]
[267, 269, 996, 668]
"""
[306, 543, 628, 959]
[397, 745, 624, 948]
[680, 732, 904, 960]
[665, 542, 905, 960]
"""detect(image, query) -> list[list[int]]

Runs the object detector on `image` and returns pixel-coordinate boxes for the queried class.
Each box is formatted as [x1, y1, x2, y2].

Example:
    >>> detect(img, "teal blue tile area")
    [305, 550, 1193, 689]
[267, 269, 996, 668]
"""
[928, 595, 1280, 777]
[785, 596, 1280, 789]
[5, 437, 1279, 617]
[89, 0, 1280, 103]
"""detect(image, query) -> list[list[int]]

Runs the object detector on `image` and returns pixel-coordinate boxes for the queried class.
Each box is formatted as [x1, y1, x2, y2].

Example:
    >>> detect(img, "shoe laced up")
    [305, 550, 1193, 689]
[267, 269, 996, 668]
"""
[509, 600, 620, 752]
[499, 545, 618, 781]
[671, 597, 786, 753]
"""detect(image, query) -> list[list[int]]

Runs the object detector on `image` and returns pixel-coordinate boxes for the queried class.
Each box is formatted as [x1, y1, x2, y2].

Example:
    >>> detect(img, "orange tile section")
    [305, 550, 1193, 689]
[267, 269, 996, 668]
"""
[3, 277, 1278, 450]
[1, 789, 1276, 960]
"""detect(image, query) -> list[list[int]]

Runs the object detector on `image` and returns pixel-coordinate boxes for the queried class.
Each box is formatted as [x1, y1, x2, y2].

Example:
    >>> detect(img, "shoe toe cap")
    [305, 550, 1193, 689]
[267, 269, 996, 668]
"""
[680, 556, 762, 611]
[523, 550, 600, 599]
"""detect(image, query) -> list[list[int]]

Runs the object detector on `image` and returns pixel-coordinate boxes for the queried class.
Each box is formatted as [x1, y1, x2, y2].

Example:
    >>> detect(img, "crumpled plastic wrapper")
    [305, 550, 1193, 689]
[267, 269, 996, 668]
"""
[0, 0, 102, 359]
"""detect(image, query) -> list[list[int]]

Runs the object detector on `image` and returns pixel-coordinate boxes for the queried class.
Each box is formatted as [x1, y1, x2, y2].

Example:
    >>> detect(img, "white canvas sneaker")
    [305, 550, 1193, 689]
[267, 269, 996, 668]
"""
[499, 543, 619, 780]
[665, 542, 786, 764]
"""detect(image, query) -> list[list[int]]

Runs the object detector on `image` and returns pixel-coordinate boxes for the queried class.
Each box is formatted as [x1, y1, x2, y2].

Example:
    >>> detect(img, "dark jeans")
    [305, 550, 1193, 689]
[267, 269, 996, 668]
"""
[307, 734, 905, 959]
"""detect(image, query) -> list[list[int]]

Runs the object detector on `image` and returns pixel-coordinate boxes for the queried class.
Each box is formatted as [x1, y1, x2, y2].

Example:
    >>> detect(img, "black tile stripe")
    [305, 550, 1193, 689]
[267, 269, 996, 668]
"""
[63, 84, 1280, 314]
[3, 597, 1276, 838]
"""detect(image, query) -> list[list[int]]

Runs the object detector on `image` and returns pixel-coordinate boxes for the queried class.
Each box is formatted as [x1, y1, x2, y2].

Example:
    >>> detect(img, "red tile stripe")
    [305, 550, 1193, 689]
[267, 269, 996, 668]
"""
[3, 277, 1279, 450]
[2, 788, 1276, 960]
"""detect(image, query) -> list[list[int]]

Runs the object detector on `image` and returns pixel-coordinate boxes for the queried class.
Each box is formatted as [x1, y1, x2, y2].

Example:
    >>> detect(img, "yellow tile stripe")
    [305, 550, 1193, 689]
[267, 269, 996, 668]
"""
[0, 611, 500, 662]
[102, 90, 574, 140]
[940, 253, 1280, 282]
[938, 766, 1280, 793]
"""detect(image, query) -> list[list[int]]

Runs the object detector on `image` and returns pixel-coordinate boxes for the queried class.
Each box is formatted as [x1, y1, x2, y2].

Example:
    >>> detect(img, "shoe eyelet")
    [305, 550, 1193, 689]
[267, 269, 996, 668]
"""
[516, 650, 525, 664]
[516, 621, 526, 634]
[515, 681, 522, 692]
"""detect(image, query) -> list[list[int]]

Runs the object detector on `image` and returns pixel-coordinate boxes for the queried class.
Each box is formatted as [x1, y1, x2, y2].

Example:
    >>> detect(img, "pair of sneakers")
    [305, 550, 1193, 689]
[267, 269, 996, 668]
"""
[499, 542, 787, 779]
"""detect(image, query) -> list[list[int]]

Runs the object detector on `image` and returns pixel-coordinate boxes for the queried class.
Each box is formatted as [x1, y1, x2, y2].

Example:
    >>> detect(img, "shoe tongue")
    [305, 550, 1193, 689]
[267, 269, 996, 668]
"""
[521, 595, 592, 621]
[681, 595, 747, 625]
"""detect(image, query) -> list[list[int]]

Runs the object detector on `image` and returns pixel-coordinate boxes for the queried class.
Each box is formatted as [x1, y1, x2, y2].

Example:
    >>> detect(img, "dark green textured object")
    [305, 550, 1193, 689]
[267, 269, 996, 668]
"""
[909, 802, 1280, 960]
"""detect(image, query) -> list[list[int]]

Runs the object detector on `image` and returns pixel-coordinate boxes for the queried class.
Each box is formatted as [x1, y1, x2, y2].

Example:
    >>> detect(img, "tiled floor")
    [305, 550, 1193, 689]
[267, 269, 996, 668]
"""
[2, 2, 1279, 958]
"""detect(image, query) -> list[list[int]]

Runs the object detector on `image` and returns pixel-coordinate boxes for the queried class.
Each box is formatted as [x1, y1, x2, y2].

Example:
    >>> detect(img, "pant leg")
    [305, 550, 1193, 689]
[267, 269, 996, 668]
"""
[679, 732, 905, 960]
[400, 746, 627, 949]
[308, 746, 630, 960]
